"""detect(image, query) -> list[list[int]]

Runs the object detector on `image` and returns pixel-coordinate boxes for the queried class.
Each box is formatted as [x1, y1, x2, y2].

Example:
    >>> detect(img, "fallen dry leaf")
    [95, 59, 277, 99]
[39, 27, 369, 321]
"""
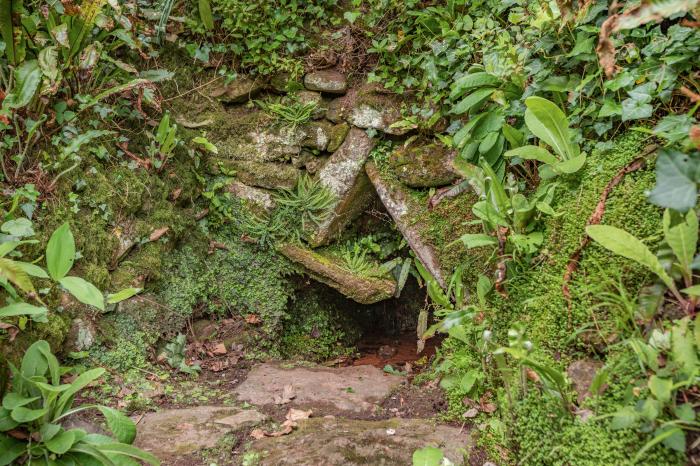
[170, 188, 182, 200]
[149, 227, 169, 241]
[274, 384, 296, 405]
[211, 343, 227, 355]
[250, 428, 266, 440]
[463, 408, 479, 418]
[245, 314, 262, 325]
[481, 403, 497, 414]
[286, 408, 312, 422]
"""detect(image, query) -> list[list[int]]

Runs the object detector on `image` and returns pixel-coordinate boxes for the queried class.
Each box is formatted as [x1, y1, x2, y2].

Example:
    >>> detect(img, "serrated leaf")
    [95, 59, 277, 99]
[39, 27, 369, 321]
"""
[98, 406, 136, 444]
[671, 317, 697, 378]
[663, 208, 697, 273]
[586, 225, 674, 290]
[648, 375, 672, 403]
[611, 406, 639, 430]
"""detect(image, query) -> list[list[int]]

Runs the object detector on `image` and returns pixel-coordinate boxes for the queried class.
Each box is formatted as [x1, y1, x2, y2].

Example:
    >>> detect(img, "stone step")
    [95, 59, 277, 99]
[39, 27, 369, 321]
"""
[250, 417, 472, 466]
[279, 243, 396, 304]
[234, 363, 403, 414]
[134, 406, 267, 462]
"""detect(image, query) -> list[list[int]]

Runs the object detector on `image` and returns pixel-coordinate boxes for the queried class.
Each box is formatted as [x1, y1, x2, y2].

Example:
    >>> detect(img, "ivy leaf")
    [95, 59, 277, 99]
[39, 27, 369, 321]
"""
[648, 149, 699, 212]
[621, 97, 653, 121]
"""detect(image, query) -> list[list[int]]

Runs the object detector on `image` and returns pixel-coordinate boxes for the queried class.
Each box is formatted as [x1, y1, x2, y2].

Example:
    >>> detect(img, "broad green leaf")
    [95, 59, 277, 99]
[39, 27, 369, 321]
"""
[457, 233, 498, 249]
[523, 96, 578, 161]
[0, 302, 47, 319]
[198, 0, 214, 29]
[106, 287, 142, 304]
[424, 309, 474, 338]
[647, 149, 698, 212]
[0, 434, 24, 466]
[460, 370, 478, 393]
[450, 72, 500, 99]
[40, 422, 62, 442]
[46, 223, 75, 280]
[681, 284, 700, 296]
[45, 429, 76, 454]
[451, 88, 495, 114]
[675, 403, 695, 423]
[479, 160, 509, 213]
[59, 277, 105, 311]
[10, 406, 48, 422]
[15, 261, 48, 278]
[1, 218, 34, 237]
[648, 375, 672, 403]
[98, 406, 136, 444]
[191, 137, 218, 154]
[412, 446, 443, 466]
[87, 442, 160, 465]
[56, 368, 105, 416]
[0, 408, 19, 431]
[2, 393, 39, 409]
[504, 145, 558, 165]
[3, 60, 41, 109]
[551, 153, 586, 174]
[663, 208, 697, 273]
[585, 225, 674, 290]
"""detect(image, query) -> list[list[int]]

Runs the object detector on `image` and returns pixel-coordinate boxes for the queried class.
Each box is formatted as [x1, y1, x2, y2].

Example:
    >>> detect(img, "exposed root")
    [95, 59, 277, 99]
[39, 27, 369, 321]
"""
[562, 144, 657, 325]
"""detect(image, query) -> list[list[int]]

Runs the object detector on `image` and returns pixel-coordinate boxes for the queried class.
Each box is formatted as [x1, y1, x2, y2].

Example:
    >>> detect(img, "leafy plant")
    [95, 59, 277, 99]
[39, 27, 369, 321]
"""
[647, 149, 700, 213]
[453, 158, 557, 261]
[450, 66, 523, 177]
[163, 334, 201, 375]
[147, 112, 181, 169]
[256, 99, 317, 128]
[586, 208, 699, 315]
[605, 317, 699, 460]
[504, 96, 586, 179]
[1, 222, 134, 331]
[275, 174, 336, 235]
[340, 243, 375, 277]
[0, 340, 160, 465]
[492, 326, 572, 414]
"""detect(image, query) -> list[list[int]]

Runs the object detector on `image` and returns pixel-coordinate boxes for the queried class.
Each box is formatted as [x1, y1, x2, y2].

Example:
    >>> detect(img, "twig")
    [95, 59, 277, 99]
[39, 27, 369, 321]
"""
[562, 144, 657, 326]
[162, 75, 224, 102]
